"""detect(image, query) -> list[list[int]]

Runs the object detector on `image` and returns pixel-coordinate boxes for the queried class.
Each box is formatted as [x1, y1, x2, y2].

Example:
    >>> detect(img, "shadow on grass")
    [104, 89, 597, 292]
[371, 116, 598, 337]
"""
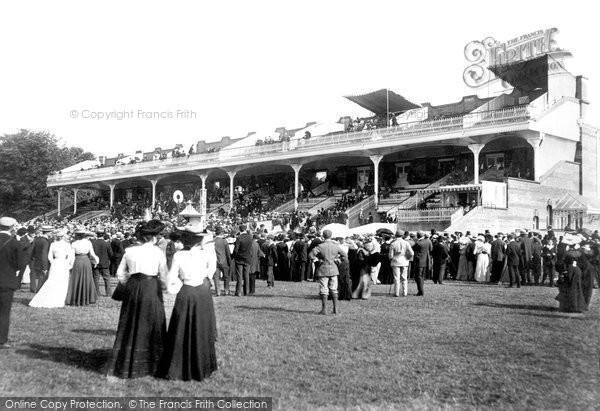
[13, 297, 33, 306]
[516, 311, 593, 320]
[235, 305, 319, 315]
[16, 344, 111, 373]
[472, 302, 557, 312]
[249, 294, 318, 300]
[72, 329, 116, 336]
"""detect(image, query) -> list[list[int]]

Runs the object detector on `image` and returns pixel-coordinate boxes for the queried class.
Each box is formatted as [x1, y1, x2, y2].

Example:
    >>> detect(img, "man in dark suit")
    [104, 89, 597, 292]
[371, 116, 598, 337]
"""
[263, 235, 278, 288]
[233, 225, 254, 296]
[16, 226, 34, 287]
[431, 235, 449, 285]
[520, 231, 533, 285]
[291, 233, 308, 282]
[29, 226, 52, 293]
[413, 231, 432, 296]
[110, 232, 124, 276]
[490, 233, 506, 284]
[214, 227, 232, 296]
[0, 217, 21, 349]
[92, 232, 113, 296]
[506, 234, 522, 288]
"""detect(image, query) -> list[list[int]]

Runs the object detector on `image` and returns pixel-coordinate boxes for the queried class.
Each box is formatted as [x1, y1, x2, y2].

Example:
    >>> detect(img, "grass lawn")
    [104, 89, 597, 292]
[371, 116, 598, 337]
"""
[0, 279, 598, 410]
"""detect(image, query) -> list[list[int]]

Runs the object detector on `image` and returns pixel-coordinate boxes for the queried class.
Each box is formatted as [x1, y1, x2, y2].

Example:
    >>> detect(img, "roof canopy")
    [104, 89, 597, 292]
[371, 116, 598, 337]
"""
[344, 89, 420, 116]
[488, 54, 550, 93]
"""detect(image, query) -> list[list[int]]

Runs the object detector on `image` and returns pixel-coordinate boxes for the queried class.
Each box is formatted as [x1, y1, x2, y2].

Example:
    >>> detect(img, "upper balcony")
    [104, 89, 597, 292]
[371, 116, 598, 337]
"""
[47, 104, 534, 187]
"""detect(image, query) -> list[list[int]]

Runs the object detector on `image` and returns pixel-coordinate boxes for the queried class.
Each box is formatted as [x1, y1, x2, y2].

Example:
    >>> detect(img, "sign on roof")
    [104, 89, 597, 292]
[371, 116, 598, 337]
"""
[463, 28, 567, 90]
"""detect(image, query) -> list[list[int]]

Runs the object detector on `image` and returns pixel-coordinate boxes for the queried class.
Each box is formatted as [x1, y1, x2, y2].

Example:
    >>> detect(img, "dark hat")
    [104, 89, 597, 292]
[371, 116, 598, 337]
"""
[395, 230, 404, 237]
[135, 220, 165, 236]
[27, 225, 36, 234]
[16, 227, 27, 236]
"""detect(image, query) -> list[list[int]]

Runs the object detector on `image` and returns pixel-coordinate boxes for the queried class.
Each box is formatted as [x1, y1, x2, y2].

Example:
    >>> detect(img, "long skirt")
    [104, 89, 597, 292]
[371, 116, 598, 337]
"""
[106, 274, 167, 378]
[65, 255, 97, 306]
[337, 260, 352, 301]
[158, 280, 218, 381]
[556, 266, 586, 313]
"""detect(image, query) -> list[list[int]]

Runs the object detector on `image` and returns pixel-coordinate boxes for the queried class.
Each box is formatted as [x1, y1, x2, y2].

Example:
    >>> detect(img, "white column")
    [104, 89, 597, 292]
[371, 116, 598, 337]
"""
[291, 164, 303, 211]
[227, 171, 237, 209]
[370, 154, 383, 207]
[73, 188, 79, 215]
[150, 179, 159, 210]
[108, 184, 116, 208]
[468, 144, 485, 184]
[57, 188, 62, 216]
[198, 173, 209, 219]
[526, 134, 544, 181]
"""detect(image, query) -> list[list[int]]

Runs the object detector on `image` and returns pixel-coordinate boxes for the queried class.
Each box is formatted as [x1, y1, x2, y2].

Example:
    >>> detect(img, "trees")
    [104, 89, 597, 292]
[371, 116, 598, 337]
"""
[0, 129, 95, 214]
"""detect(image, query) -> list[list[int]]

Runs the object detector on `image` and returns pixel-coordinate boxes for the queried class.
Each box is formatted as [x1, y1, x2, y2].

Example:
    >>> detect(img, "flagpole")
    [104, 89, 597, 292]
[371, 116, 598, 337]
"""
[386, 88, 390, 128]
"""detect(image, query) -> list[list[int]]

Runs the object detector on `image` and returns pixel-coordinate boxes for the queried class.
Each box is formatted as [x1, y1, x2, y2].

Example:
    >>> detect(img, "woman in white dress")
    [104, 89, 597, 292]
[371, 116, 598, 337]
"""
[29, 229, 74, 308]
[474, 235, 491, 282]
[158, 227, 218, 381]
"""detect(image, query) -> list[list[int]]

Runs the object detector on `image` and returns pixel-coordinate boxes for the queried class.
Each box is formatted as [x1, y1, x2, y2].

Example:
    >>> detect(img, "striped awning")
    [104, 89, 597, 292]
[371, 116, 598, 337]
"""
[419, 183, 481, 194]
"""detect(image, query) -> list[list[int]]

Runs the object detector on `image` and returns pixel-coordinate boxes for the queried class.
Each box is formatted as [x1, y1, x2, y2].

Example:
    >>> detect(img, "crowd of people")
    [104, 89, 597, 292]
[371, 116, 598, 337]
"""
[0, 212, 597, 384]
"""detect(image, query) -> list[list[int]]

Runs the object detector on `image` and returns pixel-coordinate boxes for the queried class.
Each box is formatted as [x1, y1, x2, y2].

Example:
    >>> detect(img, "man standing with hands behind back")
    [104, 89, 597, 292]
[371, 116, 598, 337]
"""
[0, 217, 21, 349]
[309, 229, 347, 315]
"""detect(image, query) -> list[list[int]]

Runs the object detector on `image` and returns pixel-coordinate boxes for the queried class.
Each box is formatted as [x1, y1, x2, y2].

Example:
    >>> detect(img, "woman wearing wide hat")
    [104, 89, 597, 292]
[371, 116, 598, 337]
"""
[158, 221, 218, 381]
[65, 228, 98, 306]
[106, 220, 168, 378]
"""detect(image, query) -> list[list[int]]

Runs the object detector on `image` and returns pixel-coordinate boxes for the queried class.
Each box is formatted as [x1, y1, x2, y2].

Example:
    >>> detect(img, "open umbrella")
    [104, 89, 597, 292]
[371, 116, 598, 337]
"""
[376, 227, 394, 236]
[321, 223, 352, 239]
[350, 223, 397, 236]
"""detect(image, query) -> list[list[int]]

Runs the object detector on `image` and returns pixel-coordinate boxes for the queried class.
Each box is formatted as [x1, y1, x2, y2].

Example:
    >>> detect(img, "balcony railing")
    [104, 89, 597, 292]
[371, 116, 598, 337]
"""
[47, 105, 531, 185]
[395, 207, 463, 223]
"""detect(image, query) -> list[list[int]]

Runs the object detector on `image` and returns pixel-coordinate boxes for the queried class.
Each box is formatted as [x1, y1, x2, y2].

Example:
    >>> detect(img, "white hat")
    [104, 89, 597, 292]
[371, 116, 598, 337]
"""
[0, 217, 17, 227]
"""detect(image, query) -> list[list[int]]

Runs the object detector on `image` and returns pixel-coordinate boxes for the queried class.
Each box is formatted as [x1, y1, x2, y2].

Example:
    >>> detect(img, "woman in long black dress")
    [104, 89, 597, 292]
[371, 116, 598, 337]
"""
[556, 239, 587, 313]
[159, 227, 218, 381]
[275, 234, 290, 281]
[106, 220, 168, 378]
[66, 229, 99, 306]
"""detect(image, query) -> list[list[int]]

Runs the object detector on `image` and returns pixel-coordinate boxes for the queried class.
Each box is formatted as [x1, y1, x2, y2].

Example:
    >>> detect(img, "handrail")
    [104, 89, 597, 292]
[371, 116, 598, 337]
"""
[395, 207, 462, 222]
[47, 105, 532, 186]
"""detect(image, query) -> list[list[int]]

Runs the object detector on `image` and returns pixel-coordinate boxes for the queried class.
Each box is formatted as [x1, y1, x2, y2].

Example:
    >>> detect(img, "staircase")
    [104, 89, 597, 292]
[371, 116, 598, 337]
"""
[385, 173, 457, 217]
[346, 195, 376, 228]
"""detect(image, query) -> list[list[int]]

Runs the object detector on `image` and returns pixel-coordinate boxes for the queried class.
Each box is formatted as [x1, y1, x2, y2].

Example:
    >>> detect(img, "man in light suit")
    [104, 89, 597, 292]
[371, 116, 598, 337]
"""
[309, 229, 347, 315]
[0, 217, 21, 349]
[29, 226, 52, 293]
[389, 230, 414, 297]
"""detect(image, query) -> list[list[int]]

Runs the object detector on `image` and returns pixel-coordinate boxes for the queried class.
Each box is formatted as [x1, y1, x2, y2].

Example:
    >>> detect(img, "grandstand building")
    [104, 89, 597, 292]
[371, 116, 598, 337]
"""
[47, 52, 600, 233]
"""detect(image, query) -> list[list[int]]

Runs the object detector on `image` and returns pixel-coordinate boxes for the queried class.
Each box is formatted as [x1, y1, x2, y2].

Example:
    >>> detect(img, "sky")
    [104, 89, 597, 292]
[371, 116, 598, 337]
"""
[0, 0, 598, 158]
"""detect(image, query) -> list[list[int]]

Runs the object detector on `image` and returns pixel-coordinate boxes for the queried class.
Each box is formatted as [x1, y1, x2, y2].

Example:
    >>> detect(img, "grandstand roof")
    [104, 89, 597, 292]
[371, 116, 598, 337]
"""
[344, 89, 420, 116]
[488, 54, 556, 93]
